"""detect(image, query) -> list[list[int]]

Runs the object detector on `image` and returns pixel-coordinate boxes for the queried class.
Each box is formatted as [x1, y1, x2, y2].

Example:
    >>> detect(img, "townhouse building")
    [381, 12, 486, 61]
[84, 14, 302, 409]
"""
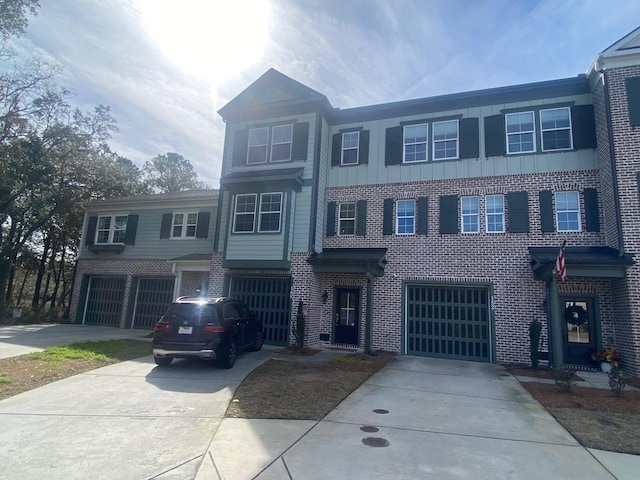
[71, 28, 640, 374]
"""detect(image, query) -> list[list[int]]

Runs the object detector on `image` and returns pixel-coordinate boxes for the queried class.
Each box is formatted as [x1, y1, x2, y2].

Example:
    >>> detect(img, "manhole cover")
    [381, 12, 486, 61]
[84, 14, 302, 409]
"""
[373, 409, 389, 414]
[362, 437, 390, 448]
[360, 425, 379, 433]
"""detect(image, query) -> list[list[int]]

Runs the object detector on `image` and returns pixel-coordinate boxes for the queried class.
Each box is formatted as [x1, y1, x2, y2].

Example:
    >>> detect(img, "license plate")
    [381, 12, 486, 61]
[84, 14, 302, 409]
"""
[178, 326, 193, 334]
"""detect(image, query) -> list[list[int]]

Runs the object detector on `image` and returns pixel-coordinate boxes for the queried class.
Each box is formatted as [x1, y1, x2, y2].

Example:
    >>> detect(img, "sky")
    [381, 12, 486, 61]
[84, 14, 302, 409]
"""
[6, 0, 640, 188]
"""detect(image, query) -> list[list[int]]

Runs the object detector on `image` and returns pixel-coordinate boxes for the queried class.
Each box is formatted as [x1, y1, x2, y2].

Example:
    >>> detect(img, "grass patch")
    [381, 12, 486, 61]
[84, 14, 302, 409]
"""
[330, 356, 373, 367]
[0, 377, 12, 384]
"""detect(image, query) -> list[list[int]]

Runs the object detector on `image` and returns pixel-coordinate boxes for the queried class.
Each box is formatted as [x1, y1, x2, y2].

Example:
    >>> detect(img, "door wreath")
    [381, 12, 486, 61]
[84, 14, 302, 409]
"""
[564, 305, 588, 326]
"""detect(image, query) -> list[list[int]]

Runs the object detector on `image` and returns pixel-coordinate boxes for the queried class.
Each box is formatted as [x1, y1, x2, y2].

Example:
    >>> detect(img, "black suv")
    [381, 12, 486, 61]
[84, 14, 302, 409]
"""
[152, 296, 263, 369]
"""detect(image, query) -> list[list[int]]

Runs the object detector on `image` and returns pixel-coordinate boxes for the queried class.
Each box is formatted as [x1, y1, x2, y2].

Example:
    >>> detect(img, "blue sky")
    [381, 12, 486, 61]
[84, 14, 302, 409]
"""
[7, 0, 640, 187]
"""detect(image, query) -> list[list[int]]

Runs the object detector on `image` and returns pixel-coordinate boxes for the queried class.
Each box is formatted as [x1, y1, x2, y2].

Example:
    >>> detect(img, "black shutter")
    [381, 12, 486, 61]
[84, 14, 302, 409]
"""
[459, 118, 479, 159]
[584, 188, 600, 232]
[385, 126, 403, 165]
[359, 130, 369, 165]
[356, 200, 367, 236]
[417, 197, 428, 235]
[439, 195, 458, 234]
[484, 114, 506, 157]
[85, 216, 98, 246]
[160, 213, 172, 239]
[326, 202, 336, 237]
[571, 105, 597, 149]
[626, 77, 640, 126]
[124, 214, 138, 245]
[507, 192, 529, 233]
[331, 133, 342, 166]
[232, 129, 249, 166]
[196, 211, 211, 238]
[291, 122, 309, 161]
[539, 191, 555, 232]
[383, 198, 394, 235]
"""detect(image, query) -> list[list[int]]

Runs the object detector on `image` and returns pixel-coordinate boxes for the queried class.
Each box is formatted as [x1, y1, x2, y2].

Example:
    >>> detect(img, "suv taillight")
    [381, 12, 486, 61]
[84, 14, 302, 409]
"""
[154, 322, 170, 332]
[203, 325, 226, 333]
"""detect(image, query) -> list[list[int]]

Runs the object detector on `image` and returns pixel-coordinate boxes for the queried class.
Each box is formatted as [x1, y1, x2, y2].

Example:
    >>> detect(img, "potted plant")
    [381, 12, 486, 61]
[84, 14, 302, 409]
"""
[591, 346, 621, 373]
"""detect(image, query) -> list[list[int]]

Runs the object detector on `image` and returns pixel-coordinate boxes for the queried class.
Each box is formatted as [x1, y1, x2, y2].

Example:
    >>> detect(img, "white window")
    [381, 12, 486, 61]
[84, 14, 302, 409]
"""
[233, 194, 257, 233]
[341, 132, 360, 165]
[396, 200, 415, 235]
[247, 127, 269, 164]
[271, 124, 293, 162]
[338, 202, 356, 235]
[541, 107, 572, 151]
[485, 195, 505, 233]
[433, 120, 459, 160]
[506, 112, 536, 154]
[555, 191, 581, 232]
[172, 212, 198, 238]
[258, 192, 283, 232]
[403, 124, 428, 163]
[96, 215, 128, 244]
[461, 196, 479, 233]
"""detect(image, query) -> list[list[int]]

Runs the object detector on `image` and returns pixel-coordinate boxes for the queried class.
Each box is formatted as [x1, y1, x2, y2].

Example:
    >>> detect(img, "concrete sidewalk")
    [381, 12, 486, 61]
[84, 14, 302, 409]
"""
[196, 356, 640, 480]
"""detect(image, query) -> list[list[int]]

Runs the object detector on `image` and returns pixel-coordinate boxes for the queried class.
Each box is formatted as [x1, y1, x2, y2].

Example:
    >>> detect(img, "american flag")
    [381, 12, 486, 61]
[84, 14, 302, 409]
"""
[555, 241, 567, 281]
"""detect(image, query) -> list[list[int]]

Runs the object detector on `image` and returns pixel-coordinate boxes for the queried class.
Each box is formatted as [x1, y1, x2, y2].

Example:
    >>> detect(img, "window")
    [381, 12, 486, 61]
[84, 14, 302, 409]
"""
[433, 120, 459, 160]
[555, 191, 581, 232]
[338, 202, 356, 235]
[258, 192, 283, 232]
[172, 212, 198, 238]
[485, 195, 505, 233]
[396, 200, 415, 235]
[96, 215, 127, 244]
[403, 124, 428, 163]
[247, 127, 269, 164]
[271, 124, 293, 162]
[341, 131, 360, 165]
[233, 194, 257, 233]
[506, 112, 536, 154]
[461, 196, 479, 233]
[540, 107, 572, 151]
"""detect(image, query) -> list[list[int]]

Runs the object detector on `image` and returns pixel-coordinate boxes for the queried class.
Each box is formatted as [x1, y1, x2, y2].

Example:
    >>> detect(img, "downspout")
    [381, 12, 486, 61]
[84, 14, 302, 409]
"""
[365, 263, 376, 356]
[601, 69, 626, 255]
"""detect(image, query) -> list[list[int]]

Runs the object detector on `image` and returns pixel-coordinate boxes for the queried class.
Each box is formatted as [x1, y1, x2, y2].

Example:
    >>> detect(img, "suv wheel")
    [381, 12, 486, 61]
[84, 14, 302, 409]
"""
[154, 355, 172, 366]
[219, 340, 237, 369]
[249, 330, 264, 352]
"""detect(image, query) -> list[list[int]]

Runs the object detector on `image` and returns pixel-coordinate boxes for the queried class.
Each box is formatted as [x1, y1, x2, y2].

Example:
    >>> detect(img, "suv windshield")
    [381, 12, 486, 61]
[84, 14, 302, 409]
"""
[163, 303, 219, 324]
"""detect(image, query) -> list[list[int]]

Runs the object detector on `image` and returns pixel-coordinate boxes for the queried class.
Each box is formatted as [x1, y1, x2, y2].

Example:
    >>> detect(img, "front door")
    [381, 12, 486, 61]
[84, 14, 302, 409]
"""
[334, 288, 359, 345]
[561, 297, 597, 366]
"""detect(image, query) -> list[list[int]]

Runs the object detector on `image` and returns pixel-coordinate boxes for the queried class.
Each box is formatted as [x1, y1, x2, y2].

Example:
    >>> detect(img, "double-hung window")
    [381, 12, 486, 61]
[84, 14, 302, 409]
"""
[485, 195, 505, 233]
[403, 124, 428, 163]
[233, 194, 257, 233]
[506, 112, 536, 154]
[172, 213, 198, 238]
[338, 202, 356, 235]
[461, 196, 480, 233]
[341, 132, 360, 165]
[396, 200, 415, 235]
[555, 191, 581, 232]
[433, 120, 459, 160]
[96, 215, 127, 244]
[540, 107, 572, 151]
[247, 128, 269, 164]
[258, 192, 283, 232]
[271, 125, 293, 162]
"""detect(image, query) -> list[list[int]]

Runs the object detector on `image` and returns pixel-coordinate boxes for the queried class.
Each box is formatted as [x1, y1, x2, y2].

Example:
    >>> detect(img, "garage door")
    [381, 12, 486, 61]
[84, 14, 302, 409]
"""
[83, 277, 126, 326]
[229, 277, 291, 346]
[405, 284, 492, 362]
[131, 278, 175, 329]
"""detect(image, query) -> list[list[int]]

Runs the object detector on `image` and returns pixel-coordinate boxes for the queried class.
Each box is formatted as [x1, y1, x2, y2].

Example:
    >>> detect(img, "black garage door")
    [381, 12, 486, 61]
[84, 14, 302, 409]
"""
[84, 277, 126, 326]
[131, 278, 175, 329]
[405, 284, 492, 362]
[229, 277, 291, 346]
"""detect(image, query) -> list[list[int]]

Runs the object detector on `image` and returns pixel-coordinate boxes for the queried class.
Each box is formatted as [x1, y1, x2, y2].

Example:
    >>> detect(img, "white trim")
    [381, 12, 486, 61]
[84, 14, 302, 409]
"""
[540, 107, 573, 152]
[505, 111, 536, 155]
[257, 192, 283, 233]
[338, 201, 356, 235]
[247, 127, 269, 164]
[461, 196, 480, 234]
[432, 119, 459, 161]
[395, 199, 415, 235]
[555, 191, 582, 232]
[270, 124, 293, 162]
[403, 123, 428, 163]
[341, 131, 360, 165]
[485, 194, 505, 233]
[232, 193, 257, 233]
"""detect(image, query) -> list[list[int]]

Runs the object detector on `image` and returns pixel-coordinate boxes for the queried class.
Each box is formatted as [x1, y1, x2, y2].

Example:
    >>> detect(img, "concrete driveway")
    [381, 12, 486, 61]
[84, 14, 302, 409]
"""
[0, 324, 276, 479]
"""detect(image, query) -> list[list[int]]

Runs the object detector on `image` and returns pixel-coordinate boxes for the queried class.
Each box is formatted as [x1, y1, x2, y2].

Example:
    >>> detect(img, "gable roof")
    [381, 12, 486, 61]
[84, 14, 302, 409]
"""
[589, 26, 640, 74]
[218, 68, 331, 122]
